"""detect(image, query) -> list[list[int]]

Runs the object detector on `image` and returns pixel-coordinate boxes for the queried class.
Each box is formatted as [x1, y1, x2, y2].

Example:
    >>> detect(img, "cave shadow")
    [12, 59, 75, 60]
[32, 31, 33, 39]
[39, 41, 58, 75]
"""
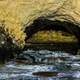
[25, 18, 80, 42]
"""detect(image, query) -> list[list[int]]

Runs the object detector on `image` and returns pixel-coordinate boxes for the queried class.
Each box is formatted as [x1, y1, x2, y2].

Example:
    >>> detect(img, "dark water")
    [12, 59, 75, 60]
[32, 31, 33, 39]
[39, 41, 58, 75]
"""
[0, 49, 80, 80]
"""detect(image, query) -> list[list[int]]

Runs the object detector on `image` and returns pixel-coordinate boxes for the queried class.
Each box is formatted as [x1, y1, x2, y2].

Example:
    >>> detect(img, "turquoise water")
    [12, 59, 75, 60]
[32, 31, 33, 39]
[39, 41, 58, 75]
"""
[0, 49, 80, 80]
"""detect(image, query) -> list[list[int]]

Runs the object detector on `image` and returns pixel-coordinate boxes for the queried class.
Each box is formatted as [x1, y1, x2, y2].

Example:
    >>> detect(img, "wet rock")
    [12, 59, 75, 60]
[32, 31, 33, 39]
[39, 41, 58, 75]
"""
[41, 56, 67, 64]
[32, 71, 58, 77]
[17, 49, 71, 64]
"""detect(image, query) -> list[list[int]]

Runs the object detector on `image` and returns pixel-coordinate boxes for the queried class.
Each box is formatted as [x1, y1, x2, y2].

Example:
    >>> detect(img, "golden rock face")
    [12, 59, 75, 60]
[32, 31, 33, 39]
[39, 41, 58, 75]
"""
[0, 0, 80, 47]
[27, 30, 78, 42]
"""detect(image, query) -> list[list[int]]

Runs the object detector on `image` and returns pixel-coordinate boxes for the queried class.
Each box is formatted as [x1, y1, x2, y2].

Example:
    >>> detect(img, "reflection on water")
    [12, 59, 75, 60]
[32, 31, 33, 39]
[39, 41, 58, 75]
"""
[0, 49, 80, 80]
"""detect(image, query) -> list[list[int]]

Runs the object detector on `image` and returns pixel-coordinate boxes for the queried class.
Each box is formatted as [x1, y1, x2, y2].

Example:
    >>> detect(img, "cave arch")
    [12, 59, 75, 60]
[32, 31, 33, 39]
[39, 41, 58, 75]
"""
[25, 18, 80, 43]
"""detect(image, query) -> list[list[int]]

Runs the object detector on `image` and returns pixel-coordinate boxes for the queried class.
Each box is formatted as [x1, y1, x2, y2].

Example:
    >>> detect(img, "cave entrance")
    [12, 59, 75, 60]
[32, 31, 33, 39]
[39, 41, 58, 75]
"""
[24, 18, 80, 54]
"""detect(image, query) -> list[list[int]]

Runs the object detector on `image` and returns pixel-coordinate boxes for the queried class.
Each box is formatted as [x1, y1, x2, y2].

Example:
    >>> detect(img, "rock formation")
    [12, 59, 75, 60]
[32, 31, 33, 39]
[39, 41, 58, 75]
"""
[0, 0, 80, 47]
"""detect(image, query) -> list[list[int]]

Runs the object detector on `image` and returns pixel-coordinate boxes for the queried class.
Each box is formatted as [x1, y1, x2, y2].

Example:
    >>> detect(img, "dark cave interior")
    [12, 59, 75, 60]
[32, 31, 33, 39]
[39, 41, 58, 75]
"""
[25, 18, 80, 43]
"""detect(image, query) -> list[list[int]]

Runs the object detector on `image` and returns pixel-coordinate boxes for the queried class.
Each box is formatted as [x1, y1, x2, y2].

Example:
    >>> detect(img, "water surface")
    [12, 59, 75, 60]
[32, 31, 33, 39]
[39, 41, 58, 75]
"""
[0, 49, 80, 80]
